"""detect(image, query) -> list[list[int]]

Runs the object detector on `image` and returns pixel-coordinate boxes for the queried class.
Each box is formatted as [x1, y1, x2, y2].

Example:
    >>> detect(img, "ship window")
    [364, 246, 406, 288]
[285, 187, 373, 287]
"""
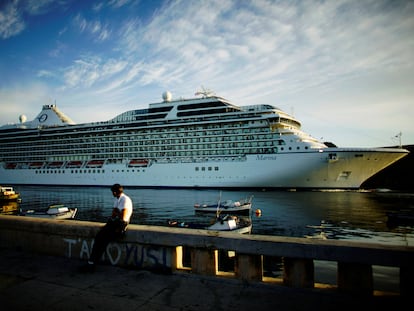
[215, 167, 219, 171]
[202, 167, 205, 171]
[177, 101, 226, 110]
[208, 167, 212, 171]
[354, 154, 363, 157]
[195, 167, 199, 171]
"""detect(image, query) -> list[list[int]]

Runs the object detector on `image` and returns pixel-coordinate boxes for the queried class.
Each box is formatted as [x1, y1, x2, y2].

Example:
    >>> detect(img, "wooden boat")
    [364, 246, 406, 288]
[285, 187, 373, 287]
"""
[22, 204, 77, 220]
[168, 214, 252, 234]
[194, 194, 253, 215]
[0, 185, 21, 202]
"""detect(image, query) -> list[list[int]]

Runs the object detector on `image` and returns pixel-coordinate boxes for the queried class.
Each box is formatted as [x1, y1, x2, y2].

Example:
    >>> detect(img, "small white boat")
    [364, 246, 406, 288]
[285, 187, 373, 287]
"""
[22, 204, 77, 220]
[168, 214, 252, 234]
[194, 194, 253, 215]
[207, 215, 252, 234]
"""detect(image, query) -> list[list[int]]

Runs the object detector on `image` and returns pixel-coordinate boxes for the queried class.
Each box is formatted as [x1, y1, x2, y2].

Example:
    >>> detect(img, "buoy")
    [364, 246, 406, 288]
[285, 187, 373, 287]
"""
[255, 209, 262, 217]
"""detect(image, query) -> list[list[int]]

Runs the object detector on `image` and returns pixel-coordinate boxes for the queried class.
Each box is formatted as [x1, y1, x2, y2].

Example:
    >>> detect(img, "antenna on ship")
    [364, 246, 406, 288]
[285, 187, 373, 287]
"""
[195, 86, 215, 98]
[392, 132, 402, 148]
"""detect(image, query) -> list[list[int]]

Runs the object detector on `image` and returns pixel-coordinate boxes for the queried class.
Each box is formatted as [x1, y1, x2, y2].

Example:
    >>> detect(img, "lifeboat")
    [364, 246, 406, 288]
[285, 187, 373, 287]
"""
[5, 163, 17, 169]
[29, 162, 44, 169]
[47, 161, 64, 168]
[86, 160, 104, 168]
[65, 161, 83, 168]
[128, 159, 149, 167]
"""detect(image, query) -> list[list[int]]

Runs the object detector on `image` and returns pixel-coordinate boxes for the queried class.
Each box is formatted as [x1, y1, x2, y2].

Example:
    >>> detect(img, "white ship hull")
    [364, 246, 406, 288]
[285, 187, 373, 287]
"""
[0, 148, 407, 189]
[0, 92, 409, 189]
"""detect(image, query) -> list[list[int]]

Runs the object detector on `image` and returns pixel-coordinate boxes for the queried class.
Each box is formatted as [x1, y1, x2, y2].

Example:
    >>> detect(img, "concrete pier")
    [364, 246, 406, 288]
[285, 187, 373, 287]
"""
[0, 214, 413, 309]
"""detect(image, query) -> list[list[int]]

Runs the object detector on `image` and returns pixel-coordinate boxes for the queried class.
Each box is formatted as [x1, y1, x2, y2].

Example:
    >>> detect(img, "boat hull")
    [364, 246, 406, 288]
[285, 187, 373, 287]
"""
[0, 148, 408, 189]
[0, 194, 20, 201]
[195, 203, 252, 214]
[22, 207, 77, 220]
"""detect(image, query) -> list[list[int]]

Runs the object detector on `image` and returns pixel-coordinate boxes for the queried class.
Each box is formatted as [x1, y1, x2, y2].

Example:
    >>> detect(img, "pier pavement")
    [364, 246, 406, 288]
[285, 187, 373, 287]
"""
[0, 247, 405, 311]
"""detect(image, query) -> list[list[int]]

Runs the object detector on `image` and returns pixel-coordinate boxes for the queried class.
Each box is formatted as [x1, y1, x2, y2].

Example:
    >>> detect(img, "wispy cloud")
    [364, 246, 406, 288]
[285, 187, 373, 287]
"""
[93, 0, 137, 11]
[55, 0, 414, 106]
[2, 0, 413, 146]
[0, 1, 25, 39]
[72, 14, 111, 42]
[0, 0, 63, 39]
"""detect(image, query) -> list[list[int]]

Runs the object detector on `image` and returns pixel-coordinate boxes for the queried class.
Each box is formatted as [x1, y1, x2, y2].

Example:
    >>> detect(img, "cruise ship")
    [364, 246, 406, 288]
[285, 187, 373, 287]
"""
[0, 91, 409, 189]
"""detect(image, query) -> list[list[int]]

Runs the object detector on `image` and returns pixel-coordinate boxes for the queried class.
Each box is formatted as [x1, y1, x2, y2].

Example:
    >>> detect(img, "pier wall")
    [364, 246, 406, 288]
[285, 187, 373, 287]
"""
[1, 215, 413, 296]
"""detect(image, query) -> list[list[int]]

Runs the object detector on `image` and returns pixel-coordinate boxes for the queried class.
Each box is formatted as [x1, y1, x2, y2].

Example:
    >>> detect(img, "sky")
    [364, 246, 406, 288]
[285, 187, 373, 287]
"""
[0, 0, 413, 148]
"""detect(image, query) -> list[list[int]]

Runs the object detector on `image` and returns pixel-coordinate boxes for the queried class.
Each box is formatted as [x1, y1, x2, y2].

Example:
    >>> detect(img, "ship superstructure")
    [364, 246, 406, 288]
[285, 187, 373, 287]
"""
[0, 92, 408, 189]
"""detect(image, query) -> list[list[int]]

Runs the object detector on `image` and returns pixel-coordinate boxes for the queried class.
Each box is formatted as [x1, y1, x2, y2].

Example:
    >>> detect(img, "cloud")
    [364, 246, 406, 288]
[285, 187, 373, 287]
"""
[72, 13, 111, 42]
[37, 70, 54, 78]
[61, 56, 132, 91]
[0, 0, 61, 39]
[2, 0, 413, 147]
[93, 0, 136, 11]
[0, 1, 25, 39]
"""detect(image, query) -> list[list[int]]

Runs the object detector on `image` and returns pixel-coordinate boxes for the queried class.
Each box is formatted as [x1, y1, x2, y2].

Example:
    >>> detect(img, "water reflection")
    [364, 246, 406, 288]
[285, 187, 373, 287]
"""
[5, 186, 414, 245]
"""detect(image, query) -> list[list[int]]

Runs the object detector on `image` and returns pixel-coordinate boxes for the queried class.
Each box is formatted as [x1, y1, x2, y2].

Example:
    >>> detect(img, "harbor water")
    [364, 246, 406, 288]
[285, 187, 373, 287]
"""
[3, 186, 413, 246]
[2, 185, 413, 292]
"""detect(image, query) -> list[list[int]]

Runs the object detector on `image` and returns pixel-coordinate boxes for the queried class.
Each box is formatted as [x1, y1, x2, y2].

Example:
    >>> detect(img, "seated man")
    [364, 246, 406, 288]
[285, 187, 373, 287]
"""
[80, 183, 133, 272]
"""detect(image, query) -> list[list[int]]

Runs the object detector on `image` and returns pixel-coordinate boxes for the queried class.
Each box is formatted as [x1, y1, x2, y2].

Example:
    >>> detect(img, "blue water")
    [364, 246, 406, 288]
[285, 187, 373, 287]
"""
[6, 186, 414, 246]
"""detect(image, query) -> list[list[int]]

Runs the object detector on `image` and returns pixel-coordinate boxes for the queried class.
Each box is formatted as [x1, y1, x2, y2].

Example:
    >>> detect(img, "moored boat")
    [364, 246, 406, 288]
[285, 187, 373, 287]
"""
[0, 185, 21, 202]
[195, 195, 253, 214]
[207, 215, 252, 234]
[21, 204, 77, 220]
[168, 214, 252, 234]
[1, 201, 20, 215]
